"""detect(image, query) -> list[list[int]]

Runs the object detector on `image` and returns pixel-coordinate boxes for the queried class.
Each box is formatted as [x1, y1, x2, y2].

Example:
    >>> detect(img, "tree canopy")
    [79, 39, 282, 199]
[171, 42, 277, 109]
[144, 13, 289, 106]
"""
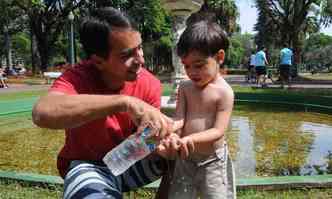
[254, 0, 332, 66]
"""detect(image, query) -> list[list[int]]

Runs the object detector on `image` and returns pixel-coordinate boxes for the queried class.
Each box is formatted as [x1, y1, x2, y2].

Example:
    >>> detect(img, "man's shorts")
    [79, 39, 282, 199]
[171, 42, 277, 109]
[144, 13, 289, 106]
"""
[255, 66, 266, 76]
[63, 154, 166, 199]
[279, 64, 291, 79]
[248, 65, 255, 71]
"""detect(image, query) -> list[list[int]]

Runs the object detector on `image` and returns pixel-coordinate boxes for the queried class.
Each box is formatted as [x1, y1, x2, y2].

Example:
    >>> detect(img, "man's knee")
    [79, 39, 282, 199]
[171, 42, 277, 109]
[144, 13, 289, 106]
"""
[63, 162, 122, 199]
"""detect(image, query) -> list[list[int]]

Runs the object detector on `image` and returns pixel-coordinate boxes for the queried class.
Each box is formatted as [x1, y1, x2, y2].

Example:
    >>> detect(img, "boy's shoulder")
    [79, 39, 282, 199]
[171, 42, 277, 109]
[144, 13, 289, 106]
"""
[213, 77, 234, 96]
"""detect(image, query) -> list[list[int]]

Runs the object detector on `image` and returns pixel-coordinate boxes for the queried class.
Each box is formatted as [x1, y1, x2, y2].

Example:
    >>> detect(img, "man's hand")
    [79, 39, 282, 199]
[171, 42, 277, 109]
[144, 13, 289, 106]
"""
[126, 96, 172, 139]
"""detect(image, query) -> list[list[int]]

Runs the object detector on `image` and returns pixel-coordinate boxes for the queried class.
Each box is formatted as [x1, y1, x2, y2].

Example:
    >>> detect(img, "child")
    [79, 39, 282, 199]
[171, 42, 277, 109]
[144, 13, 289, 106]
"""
[0, 67, 8, 88]
[166, 20, 236, 199]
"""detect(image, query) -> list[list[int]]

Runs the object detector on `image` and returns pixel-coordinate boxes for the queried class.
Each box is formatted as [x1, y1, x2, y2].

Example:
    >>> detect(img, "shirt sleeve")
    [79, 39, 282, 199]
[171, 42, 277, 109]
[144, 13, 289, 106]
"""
[49, 70, 80, 95]
[145, 78, 161, 109]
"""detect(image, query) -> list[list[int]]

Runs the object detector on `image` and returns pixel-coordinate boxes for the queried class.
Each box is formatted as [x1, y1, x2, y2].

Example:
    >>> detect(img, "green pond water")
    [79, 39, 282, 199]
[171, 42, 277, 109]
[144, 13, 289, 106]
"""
[0, 104, 332, 178]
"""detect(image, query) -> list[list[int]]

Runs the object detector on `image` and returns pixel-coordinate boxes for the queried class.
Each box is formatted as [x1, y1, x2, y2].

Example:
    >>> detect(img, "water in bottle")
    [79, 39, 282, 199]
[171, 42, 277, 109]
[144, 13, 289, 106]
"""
[103, 127, 156, 176]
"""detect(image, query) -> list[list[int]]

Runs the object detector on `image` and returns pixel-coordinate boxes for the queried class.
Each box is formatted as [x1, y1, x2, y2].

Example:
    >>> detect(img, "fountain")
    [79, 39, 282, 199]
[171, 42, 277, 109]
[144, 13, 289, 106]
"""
[160, 0, 204, 103]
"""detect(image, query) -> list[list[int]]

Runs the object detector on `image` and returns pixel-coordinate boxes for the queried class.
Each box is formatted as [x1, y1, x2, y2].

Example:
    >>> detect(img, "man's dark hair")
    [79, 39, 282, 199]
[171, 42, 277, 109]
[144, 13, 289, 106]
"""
[79, 7, 136, 58]
[283, 43, 288, 48]
[176, 21, 229, 58]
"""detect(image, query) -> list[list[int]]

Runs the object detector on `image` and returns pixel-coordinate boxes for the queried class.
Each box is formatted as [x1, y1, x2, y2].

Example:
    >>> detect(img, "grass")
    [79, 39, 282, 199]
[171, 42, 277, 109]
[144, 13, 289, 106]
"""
[1, 181, 332, 199]
[237, 189, 332, 199]
[0, 180, 62, 199]
[0, 90, 46, 101]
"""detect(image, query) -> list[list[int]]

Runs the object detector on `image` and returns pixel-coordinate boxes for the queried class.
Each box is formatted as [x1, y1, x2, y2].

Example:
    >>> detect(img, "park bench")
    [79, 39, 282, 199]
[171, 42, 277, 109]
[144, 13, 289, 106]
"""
[43, 72, 62, 84]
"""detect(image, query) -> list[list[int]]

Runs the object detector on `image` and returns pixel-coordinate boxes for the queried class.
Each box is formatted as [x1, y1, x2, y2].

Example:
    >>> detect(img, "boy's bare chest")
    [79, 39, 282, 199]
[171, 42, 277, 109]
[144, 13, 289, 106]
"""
[184, 87, 220, 112]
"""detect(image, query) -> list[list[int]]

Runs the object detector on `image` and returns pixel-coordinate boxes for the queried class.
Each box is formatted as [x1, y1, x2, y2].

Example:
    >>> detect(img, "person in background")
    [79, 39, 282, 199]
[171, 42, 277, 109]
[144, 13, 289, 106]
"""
[255, 46, 269, 88]
[0, 67, 8, 88]
[32, 7, 177, 199]
[279, 43, 293, 88]
[247, 50, 256, 83]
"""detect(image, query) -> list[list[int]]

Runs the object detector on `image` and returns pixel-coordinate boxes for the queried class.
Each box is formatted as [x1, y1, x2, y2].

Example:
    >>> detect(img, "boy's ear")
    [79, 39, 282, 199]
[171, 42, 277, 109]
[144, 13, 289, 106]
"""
[91, 54, 105, 70]
[216, 49, 225, 65]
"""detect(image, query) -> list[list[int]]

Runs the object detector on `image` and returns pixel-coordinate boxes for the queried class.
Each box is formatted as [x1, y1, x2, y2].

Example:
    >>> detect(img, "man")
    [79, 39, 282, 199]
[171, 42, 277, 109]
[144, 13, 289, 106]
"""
[32, 7, 173, 199]
[255, 46, 269, 87]
[279, 43, 293, 88]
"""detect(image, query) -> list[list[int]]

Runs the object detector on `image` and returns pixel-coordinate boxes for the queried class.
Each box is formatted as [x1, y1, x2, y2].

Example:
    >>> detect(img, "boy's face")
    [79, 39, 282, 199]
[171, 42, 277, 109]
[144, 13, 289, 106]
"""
[181, 50, 224, 88]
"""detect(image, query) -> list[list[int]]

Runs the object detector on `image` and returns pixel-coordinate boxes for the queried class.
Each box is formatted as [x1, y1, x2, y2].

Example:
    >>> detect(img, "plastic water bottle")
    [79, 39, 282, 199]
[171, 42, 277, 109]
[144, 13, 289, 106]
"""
[103, 128, 156, 176]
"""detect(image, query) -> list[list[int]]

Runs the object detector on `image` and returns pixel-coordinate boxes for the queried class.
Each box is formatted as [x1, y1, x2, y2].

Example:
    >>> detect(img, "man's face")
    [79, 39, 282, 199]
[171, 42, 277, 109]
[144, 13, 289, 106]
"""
[99, 30, 144, 83]
[181, 50, 221, 88]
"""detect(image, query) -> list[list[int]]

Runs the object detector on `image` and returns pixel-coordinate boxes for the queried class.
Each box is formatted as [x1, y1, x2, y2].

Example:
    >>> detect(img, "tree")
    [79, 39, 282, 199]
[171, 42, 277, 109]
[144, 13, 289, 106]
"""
[13, 0, 86, 72]
[254, 0, 324, 64]
[80, 0, 174, 73]
[303, 33, 332, 71]
[188, 0, 239, 35]
[0, 0, 26, 69]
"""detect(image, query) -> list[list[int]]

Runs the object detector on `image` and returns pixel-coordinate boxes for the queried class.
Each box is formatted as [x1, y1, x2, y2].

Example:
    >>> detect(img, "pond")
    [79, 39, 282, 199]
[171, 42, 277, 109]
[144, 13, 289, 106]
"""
[0, 104, 331, 178]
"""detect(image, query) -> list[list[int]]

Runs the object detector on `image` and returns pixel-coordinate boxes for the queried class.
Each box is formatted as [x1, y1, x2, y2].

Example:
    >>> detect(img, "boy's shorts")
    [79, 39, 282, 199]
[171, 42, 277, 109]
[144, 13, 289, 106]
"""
[168, 143, 236, 199]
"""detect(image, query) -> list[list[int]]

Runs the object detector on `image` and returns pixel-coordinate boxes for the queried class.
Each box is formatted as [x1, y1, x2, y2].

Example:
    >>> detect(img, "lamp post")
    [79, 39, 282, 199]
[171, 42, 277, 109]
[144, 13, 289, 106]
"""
[68, 11, 75, 66]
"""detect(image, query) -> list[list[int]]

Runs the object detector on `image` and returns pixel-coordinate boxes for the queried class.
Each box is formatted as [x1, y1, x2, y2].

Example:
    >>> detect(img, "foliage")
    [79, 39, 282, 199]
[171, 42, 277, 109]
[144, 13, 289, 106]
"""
[304, 32, 332, 50]
[13, 0, 86, 71]
[227, 36, 245, 67]
[12, 32, 31, 66]
[226, 33, 255, 68]
[74, 0, 174, 73]
[254, 0, 325, 64]
[0, 0, 26, 66]
[303, 33, 332, 70]
[189, 0, 239, 35]
[204, 0, 240, 34]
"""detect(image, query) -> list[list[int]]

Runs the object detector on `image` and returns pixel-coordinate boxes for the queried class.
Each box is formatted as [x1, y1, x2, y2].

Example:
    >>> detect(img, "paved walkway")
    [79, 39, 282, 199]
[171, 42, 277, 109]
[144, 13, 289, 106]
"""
[224, 75, 332, 89]
[0, 84, 50, 94]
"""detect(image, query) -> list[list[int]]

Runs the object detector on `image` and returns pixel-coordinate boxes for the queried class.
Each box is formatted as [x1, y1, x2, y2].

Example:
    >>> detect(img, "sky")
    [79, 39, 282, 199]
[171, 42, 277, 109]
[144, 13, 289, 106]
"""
[235, 0, 332, 36]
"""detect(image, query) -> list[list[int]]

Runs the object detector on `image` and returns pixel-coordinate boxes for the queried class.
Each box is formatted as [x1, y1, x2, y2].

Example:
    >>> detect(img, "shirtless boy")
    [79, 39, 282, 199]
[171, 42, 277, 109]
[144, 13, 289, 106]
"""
[167, 20, 236, 199]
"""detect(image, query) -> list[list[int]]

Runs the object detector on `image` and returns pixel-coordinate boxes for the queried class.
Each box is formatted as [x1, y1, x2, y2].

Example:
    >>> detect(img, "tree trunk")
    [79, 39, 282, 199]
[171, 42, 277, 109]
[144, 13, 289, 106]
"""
[30, 28, 41, 74]
[292, 34, 302, 65]
[38, 42, 50, 72]
[4, 29, 13, 70]
[32, 23, 51, 72]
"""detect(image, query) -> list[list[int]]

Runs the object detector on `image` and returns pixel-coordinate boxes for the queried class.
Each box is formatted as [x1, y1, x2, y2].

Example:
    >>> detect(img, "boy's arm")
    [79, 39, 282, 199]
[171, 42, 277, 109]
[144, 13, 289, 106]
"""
[180, 85, 234, 157]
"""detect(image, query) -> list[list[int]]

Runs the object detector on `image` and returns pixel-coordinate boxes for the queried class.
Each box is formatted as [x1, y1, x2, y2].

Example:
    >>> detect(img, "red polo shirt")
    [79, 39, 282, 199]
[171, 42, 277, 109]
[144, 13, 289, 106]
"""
[49, 60, 161, 178]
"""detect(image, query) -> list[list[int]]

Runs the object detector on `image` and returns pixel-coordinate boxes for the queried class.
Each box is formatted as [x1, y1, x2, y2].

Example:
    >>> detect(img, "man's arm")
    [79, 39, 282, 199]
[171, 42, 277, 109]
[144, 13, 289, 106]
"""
[32, 91, 127, 129]
[33, 91, 170, 137]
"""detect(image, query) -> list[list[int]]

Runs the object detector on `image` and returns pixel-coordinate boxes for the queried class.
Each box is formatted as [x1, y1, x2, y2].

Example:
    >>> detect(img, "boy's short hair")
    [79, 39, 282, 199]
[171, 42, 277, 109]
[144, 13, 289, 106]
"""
[176, 21, 229, 57]
[79, 7, 136, 58]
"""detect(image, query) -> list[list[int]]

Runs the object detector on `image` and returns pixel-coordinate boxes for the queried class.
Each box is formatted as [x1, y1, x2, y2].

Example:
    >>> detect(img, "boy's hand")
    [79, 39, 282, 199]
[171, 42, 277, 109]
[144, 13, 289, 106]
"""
[179, 136, 195, 159]
[155, 133, 181, 159]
